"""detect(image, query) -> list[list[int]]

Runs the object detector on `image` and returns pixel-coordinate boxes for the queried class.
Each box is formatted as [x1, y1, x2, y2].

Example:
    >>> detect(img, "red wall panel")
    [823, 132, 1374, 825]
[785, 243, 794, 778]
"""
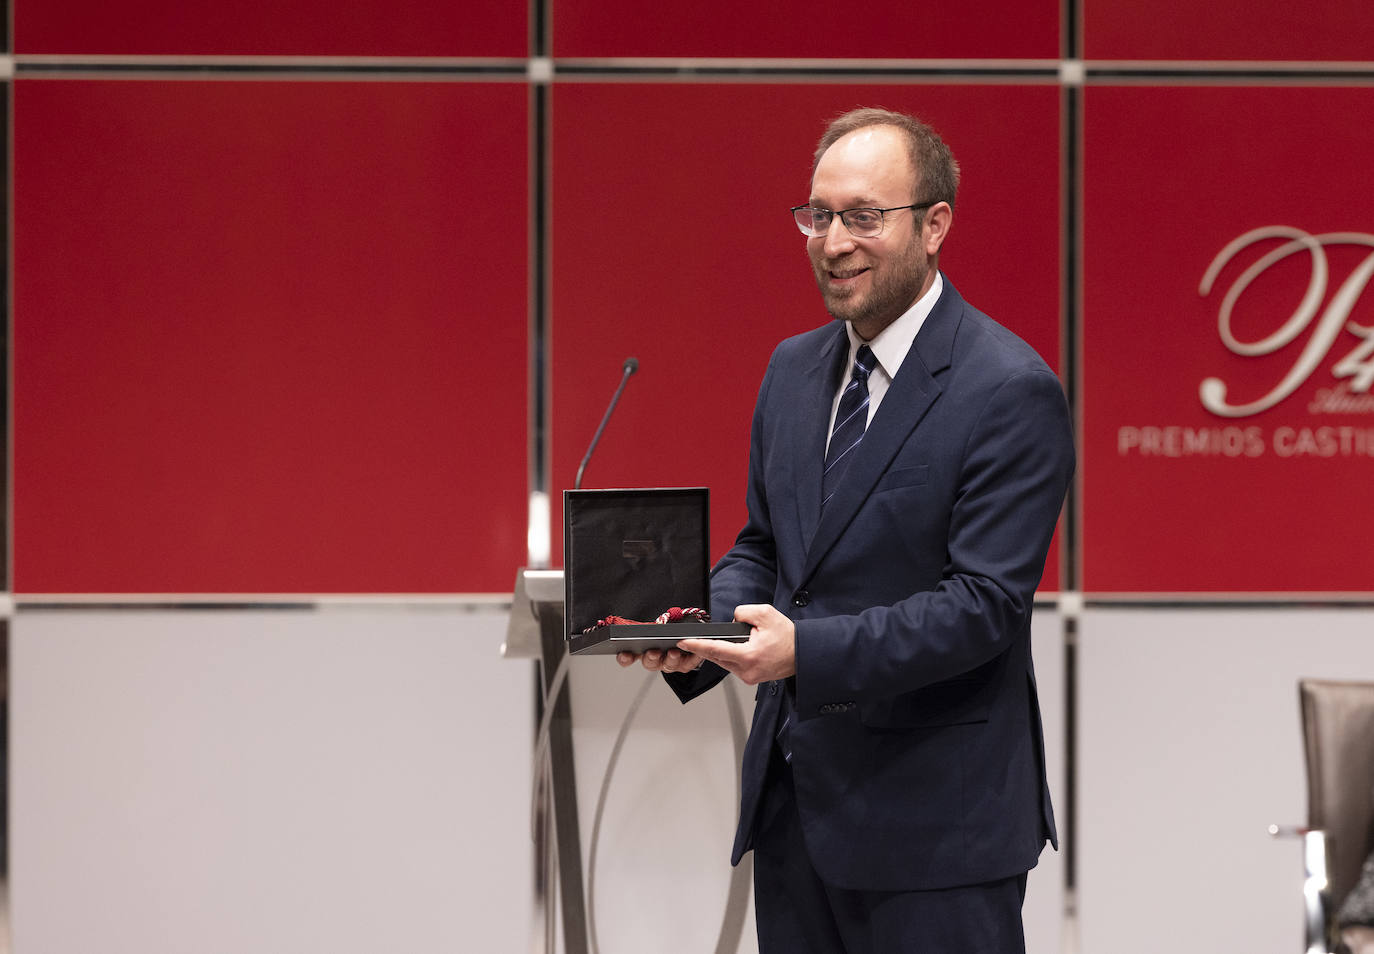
[15, 0, 526, 57]
[550, 83, 1065, 592]
[1084, 0, 1374, 61]
[1081, 86, 1374, 593]
[14, 80, 528, 593]
[553, 0, 1059, 59]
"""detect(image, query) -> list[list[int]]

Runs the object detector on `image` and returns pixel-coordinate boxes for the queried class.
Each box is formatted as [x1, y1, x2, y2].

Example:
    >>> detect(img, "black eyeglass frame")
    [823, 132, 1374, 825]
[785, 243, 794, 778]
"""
[790, 202, 937, 237]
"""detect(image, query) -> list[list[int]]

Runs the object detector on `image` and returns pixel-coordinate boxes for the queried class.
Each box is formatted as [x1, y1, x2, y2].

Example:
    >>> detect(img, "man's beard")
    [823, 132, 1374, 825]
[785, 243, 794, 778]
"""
[813, 233, 927, 335]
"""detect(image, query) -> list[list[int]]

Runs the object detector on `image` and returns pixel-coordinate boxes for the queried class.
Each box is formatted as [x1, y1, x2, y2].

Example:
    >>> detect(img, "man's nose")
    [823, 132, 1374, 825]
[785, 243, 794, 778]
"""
[821, 218, 858, 256]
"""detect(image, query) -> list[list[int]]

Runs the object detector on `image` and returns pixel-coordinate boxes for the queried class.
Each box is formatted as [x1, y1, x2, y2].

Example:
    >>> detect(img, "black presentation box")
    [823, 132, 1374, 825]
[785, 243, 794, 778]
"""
[564, 488, 752, 655]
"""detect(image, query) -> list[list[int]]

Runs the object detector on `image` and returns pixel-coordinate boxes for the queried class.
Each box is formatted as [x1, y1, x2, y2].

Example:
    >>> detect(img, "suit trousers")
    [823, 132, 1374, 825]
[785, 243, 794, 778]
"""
[752, 746, 1028, 954]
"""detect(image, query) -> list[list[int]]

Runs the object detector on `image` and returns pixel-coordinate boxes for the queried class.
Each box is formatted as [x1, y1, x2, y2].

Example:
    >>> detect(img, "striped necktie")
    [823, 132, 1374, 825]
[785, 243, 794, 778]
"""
[821, 345, 876, 507]
[777, 346, 875, 763]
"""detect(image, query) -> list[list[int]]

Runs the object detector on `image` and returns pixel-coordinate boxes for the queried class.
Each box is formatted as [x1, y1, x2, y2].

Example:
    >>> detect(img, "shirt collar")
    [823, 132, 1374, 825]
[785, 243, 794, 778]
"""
[846, 271, 943, 382]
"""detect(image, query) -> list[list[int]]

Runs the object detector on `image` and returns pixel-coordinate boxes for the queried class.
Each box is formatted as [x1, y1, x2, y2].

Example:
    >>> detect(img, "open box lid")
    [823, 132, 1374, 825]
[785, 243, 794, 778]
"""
[563, 487, 750, 655]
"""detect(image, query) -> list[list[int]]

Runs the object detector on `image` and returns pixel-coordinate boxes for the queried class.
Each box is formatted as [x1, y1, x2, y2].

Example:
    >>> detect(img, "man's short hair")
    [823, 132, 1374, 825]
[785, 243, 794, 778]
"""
[813, 107, 960, 209]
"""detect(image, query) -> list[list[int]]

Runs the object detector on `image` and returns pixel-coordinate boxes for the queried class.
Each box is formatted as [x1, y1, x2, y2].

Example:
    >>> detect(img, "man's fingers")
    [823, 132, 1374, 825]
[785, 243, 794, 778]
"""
[615, 646, 708, 673]
[732, 603, 777, 626]
[660, 648, 701, 673]
[676, 637, 713, 660]
[679, 637, 745, 670]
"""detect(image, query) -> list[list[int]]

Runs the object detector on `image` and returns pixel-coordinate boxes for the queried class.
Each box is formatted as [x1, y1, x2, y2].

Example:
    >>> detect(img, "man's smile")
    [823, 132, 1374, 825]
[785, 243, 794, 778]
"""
[826, 264, 871, 285]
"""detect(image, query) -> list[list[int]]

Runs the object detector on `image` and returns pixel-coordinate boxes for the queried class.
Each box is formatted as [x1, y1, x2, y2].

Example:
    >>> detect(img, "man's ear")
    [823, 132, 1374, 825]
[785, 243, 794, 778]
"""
[923, 201, 953, 256]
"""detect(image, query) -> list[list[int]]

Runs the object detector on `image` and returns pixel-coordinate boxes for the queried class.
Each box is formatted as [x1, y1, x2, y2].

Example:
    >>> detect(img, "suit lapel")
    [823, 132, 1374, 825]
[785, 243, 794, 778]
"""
[800, 283, 964, 582]
[793, 324, 850, 548]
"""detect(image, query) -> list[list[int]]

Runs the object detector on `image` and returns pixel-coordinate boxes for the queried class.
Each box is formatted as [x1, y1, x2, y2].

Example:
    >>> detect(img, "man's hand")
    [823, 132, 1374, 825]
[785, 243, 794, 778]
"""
[615, 647, 703, 673]
[677, 603, 795, 685]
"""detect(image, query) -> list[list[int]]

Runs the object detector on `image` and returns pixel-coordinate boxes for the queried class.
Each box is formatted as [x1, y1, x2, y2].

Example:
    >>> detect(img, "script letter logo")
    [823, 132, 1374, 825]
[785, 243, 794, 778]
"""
[1198, 227, 1374, 417]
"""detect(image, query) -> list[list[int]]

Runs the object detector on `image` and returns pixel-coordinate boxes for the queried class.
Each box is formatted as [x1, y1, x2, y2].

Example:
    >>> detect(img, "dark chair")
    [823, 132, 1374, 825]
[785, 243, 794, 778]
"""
[1285, 679, 1374, 954]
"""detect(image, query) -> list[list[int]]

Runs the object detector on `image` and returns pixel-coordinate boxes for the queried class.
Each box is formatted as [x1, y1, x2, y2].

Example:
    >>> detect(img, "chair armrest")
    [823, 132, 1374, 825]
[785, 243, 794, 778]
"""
[1271, 825, 1332, 954]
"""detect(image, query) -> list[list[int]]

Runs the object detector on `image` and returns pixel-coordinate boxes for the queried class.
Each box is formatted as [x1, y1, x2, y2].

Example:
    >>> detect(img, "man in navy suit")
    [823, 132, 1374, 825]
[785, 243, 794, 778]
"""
[619, 107, 1074, 953]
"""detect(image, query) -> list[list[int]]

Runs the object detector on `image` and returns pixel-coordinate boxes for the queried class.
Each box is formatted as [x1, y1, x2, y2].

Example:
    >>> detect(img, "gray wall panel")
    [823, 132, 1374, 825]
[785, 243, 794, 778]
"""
[11, 606, 531, 953]
[1078, 608, 1374, 954]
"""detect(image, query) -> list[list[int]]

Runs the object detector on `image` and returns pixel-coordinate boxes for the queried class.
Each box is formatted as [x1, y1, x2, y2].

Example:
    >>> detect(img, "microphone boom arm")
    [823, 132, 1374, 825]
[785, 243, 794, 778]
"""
[574, 357, 638, 490]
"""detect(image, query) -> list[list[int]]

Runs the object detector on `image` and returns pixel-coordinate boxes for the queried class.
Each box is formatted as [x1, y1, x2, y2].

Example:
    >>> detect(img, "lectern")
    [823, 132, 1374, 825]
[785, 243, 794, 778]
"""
[504, 568, 587, 954]
[505, 565, 753, 954]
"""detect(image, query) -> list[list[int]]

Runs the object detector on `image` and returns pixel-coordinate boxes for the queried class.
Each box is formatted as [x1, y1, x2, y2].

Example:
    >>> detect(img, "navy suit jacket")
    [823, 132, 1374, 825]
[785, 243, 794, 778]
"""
[667, 279, 1075, 893]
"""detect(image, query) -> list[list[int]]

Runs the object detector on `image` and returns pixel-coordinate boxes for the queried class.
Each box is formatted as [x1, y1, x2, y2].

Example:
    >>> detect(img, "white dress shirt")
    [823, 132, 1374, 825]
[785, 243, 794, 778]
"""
[826, 272, 944, 450]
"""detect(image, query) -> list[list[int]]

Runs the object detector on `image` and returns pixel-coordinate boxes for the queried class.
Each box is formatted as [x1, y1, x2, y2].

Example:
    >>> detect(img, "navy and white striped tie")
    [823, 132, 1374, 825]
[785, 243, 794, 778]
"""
[821, 345, 876, 507]
[777, 346, 877, 763]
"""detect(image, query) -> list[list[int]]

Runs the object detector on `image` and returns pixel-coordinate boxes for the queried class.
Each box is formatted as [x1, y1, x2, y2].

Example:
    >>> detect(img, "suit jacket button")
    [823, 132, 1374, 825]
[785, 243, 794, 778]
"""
[769, 682, 779, 695]
[792, 590, 810, 607]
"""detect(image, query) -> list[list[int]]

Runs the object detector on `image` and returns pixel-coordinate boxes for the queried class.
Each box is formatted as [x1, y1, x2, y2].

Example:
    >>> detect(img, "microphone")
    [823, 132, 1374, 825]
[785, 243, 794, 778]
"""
[574, 357, 639, 490]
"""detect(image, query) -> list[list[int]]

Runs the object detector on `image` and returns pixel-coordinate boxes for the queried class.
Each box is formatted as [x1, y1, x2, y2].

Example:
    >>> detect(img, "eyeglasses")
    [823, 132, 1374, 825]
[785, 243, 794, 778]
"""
[790, 203, 936, 238]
